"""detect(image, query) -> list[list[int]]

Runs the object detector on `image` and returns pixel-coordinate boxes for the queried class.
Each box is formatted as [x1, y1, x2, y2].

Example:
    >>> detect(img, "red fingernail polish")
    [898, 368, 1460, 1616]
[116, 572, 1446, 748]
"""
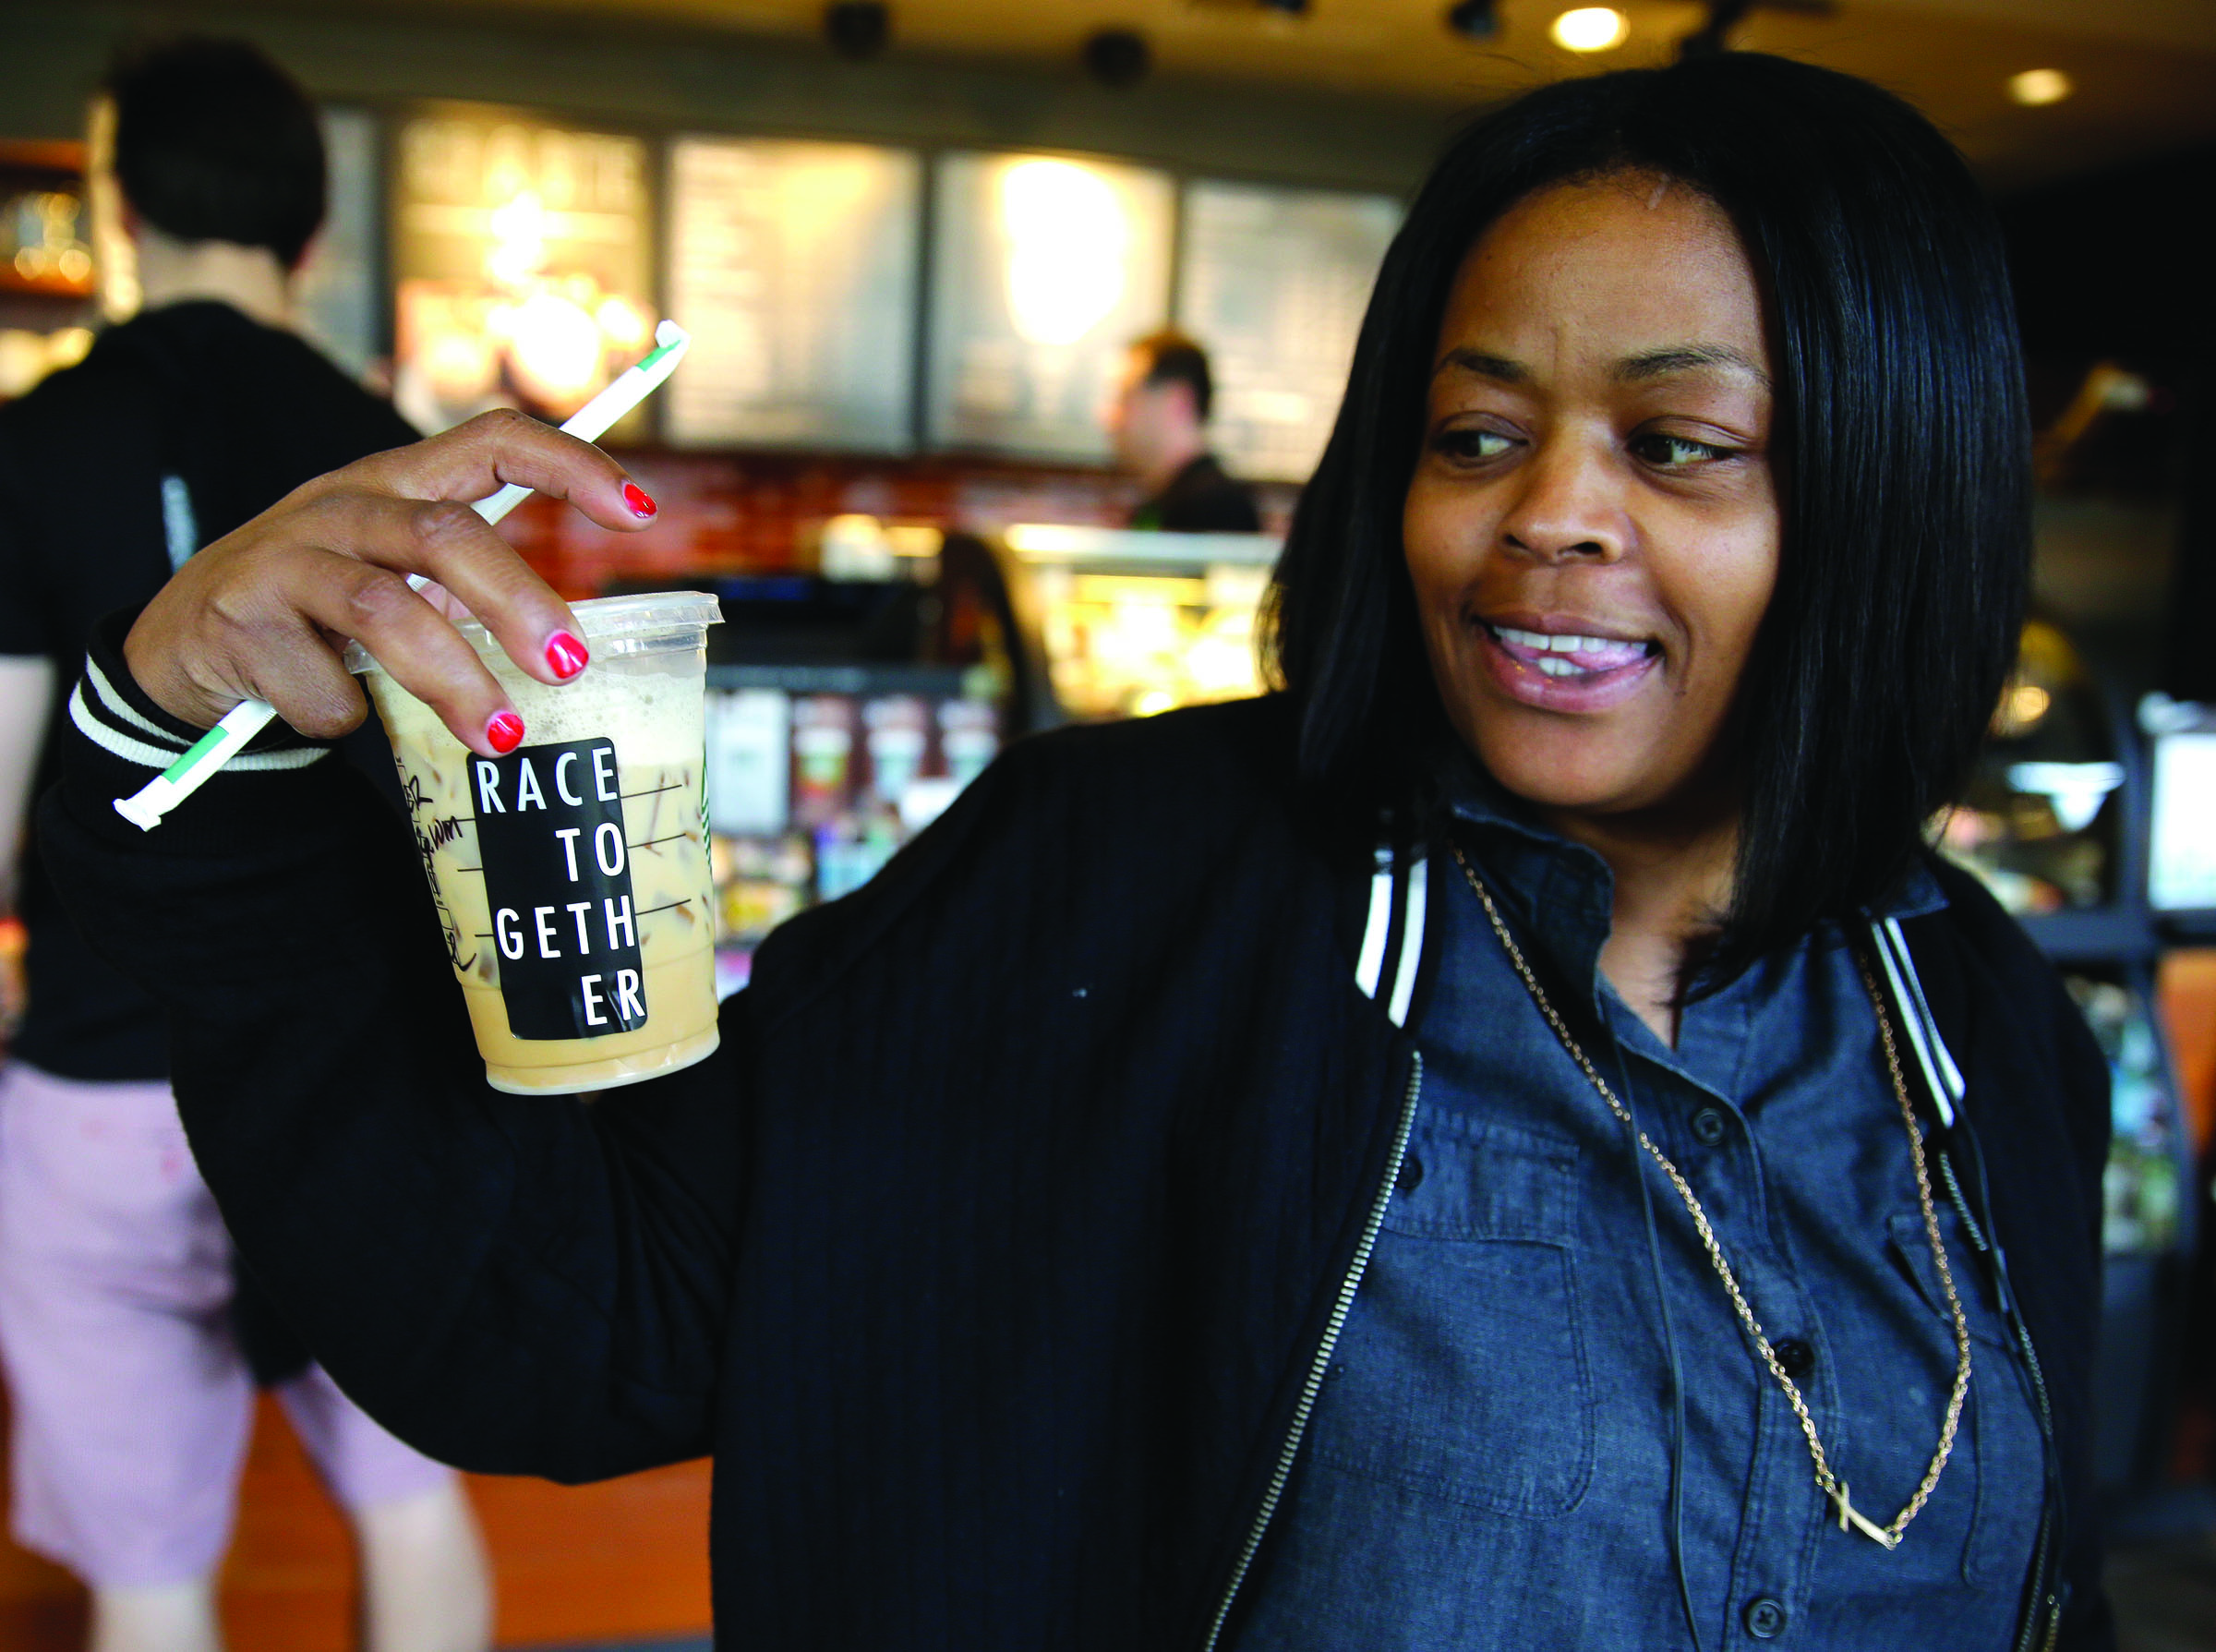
[622, 482, 657, 519]
[546, 630, 589, 680]
[486, 711, 524, 754]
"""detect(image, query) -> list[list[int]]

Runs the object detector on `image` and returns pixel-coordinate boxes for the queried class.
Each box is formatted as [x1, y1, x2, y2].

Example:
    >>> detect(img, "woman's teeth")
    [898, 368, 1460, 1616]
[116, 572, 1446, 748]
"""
[1487, 624, 1654, 677]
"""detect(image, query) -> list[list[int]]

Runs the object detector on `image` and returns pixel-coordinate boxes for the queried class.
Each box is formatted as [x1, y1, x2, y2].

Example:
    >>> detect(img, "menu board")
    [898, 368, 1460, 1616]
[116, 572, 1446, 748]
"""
[1176, 181, 1402, 482]
[665, 137, 919, 452]
[295, 106, 382, 385]
[391, 104, 654, 436]
[925, 151, 1174, 461]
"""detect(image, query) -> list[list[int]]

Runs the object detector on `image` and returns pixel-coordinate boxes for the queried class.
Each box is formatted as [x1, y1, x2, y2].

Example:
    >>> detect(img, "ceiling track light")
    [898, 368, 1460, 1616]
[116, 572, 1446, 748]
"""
[1446, 0, 1500, 42]
[1677, 0, 1748, 56]
[1181, 0, 1311, 16]
[1082, 28, 1152, 90]
[824, 1, 891, 61]
[1678, 0, 1834, 59]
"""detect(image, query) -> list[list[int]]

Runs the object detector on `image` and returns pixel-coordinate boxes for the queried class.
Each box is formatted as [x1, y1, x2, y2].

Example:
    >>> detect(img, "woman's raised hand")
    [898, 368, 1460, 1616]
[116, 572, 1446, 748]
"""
[122, 409, 657, 758]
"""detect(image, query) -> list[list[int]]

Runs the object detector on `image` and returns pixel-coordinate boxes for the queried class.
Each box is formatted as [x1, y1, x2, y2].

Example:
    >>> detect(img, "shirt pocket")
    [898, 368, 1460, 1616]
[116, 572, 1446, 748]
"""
[1886, 1210, 2047, 1591]
[1309, 1116, 1592, 1519]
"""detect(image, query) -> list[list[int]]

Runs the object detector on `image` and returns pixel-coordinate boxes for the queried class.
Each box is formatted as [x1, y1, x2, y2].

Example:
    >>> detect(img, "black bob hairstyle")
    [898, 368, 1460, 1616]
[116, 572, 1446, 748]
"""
[1266, 52, 2030, 980]
[103, 36, 327, 271]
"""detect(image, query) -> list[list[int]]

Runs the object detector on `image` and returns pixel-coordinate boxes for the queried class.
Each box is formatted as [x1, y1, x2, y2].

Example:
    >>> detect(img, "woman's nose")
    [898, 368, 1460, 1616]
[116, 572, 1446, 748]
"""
[1498, 439, 1627, 564]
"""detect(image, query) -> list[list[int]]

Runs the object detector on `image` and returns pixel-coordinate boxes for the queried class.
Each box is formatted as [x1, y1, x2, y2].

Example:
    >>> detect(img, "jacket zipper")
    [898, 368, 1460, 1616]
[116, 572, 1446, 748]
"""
[1940, 1151, 2062, 1652]
[1198, 1053, 1425, 1652]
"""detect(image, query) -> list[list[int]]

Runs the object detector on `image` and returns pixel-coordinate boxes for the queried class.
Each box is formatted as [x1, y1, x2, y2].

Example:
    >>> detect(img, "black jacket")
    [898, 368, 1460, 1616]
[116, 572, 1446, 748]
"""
[39, 671, 2110, 1649]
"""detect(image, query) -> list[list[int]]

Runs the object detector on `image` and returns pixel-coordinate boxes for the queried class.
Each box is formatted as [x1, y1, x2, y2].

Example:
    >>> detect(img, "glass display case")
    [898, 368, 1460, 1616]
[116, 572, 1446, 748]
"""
[992, 524, 1279, 722]
[1943, 621, 2204, 1495]
[1942, 617, 2126, 917]
[692, 525, 1281, 991]
[705, 660, 999, 951]
[688, 567, 1006, 995]
[2068, 972, 2186, 1256]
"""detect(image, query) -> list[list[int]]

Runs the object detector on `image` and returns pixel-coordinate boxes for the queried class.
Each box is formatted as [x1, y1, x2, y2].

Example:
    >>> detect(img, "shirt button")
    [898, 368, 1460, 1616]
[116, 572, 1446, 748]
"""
[1774, 1339, 1815, 1380]
[1744, 1597, 1788, 1639]
[1395, 1154, 1425, 1195]
[1691, 1106, 1728, 1147]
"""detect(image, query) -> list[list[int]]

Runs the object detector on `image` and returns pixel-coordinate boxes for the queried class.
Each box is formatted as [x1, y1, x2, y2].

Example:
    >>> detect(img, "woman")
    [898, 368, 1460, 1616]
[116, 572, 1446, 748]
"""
[41, 53, 2108, 1652]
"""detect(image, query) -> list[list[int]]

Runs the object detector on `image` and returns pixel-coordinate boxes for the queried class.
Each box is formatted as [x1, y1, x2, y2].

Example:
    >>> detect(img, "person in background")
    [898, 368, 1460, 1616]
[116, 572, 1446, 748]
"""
[0, 38, 489, 1652]
[1106, 328, 1263, 532]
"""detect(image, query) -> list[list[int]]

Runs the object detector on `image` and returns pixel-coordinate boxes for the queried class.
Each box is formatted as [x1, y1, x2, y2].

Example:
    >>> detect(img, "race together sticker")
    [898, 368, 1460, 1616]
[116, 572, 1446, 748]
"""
[472, 738, 648, 1040]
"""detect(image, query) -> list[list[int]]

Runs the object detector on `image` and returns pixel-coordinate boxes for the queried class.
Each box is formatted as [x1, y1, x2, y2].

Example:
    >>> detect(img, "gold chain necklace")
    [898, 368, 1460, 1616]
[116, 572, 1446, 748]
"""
[1447, 842, 1972, 1549]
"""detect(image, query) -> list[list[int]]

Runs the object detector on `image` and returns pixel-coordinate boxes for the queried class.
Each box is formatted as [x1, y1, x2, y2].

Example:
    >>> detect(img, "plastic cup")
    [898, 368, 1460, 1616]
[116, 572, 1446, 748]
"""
[347, 592, 724, 1094]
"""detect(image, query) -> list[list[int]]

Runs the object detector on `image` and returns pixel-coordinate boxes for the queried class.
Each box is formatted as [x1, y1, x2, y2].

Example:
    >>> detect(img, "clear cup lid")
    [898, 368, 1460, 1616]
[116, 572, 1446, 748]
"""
[344, 590, 722, 675]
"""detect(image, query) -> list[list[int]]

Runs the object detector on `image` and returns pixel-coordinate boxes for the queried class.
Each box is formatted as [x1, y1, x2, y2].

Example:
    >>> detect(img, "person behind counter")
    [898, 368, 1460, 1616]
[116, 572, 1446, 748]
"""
[1107, 327, 1263, 532]
[0, 36, 489, 1652]
[40, 53, 2109, 1652]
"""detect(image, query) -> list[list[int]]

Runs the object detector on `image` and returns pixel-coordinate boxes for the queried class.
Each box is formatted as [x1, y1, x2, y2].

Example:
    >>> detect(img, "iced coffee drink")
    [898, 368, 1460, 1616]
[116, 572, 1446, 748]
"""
[349, 592, 723, 1094]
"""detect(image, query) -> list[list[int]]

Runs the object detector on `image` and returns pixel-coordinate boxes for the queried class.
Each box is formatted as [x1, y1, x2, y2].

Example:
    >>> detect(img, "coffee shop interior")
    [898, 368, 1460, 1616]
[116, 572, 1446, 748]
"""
[0, 0, 2212, 1646]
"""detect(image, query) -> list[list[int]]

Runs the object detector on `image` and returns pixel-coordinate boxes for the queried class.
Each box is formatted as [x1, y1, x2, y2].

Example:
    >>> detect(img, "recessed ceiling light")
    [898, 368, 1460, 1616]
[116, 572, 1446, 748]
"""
[1551, 7, 1629, 53]
[2008, 67, 2074, 106]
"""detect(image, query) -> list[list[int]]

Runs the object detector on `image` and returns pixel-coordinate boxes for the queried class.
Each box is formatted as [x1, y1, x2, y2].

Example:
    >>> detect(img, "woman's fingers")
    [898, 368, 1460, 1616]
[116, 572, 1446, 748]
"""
[135, 492, 554, 753]
[343, 409, 656, 536]
[119, 410, 659, 749]
[125, 543, 512, 754]
[284, 489, 582, 693]
[133, 547, 374, 739]
[277, 549, 519, 754]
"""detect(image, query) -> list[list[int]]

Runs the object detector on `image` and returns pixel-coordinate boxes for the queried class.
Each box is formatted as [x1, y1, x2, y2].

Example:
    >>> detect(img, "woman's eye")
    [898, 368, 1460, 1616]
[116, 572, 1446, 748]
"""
[1434, 428, 1516, 464]
[1632, 432, 1735, 468]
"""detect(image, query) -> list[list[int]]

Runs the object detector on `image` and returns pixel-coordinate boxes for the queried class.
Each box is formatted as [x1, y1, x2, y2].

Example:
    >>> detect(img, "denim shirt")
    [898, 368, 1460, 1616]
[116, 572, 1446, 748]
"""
[1235, 775, 2045, 1651]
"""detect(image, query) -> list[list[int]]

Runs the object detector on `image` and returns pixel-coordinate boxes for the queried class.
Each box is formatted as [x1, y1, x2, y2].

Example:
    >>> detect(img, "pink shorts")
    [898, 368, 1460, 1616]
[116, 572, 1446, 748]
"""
[0, 1061, 453, 1586]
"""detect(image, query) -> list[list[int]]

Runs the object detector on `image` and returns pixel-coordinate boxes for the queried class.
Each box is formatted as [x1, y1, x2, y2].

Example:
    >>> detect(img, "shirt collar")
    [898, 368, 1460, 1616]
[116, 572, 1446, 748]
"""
[1876, 859, 1947, 923]
[1431, 742, 1948, 955]
[1433, 747, 1617, 1013]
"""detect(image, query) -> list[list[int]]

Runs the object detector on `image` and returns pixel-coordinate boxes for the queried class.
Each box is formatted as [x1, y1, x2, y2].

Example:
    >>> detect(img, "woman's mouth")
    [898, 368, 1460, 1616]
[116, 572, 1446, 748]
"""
[1476, 620, 1661, 710]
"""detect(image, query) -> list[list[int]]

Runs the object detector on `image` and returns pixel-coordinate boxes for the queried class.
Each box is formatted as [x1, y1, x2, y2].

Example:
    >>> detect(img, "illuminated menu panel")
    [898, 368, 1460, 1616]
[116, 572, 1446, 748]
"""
[926, 151, 1174, 461]
[1176, 181, 1402, 482]
[391, 105, 655, 436]
[665, 137, 919, 452]
[295, 107, 381, 385]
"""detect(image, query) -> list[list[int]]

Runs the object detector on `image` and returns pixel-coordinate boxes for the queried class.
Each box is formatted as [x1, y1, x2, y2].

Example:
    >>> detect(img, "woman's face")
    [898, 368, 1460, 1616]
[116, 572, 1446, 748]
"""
[1403, 174, 1779, 824]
